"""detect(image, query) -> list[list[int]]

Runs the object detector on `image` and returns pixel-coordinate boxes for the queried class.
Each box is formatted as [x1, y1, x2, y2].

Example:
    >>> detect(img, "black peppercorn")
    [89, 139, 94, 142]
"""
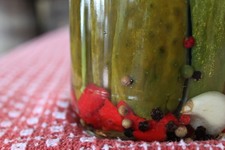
[204, 134, 214, 140]
[138, 121, 150, 132]
[151, 107, 164, 121]
[166, 132, 180, 142]
[166, 121, 178, 132]
[195, 126, 206, 140]
[192, 71, 202, 81]
[124, 128, 134, 137]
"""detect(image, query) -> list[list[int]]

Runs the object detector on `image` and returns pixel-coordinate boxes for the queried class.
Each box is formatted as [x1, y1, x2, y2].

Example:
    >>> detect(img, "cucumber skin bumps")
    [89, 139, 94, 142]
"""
[70, 0, 225, 120]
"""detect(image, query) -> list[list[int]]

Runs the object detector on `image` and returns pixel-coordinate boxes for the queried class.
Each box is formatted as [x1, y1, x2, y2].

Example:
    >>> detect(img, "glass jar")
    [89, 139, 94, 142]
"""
[70, 0, 225, 141]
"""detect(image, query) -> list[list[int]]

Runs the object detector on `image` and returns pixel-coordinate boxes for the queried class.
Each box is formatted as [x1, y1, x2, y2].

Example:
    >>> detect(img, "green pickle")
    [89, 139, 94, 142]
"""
[70, 0, 225, 140]
[189, 0, 225, 97]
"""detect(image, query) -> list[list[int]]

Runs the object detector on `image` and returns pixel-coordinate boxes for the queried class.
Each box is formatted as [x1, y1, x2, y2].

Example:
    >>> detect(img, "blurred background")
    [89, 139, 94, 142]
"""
[0, 0, 69, 55]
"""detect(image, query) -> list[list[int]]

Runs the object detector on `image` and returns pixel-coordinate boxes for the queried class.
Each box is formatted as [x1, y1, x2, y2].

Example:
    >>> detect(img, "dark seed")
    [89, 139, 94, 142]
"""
[166, 121, 178, 132]
[124, 128, 134, 137]
[151, 107, 164, 121]
[138, 121, 150, 132]
[192, 71, 202, 81]
[121, 76, 133, 86]
[195, 126, 206, 140]
[195, 126, 214, 140]
[166, 132, 180, 142]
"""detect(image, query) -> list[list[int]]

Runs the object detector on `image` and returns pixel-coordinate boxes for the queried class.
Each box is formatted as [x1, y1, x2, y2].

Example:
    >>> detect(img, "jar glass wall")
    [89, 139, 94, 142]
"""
[70, 0, 225, 141]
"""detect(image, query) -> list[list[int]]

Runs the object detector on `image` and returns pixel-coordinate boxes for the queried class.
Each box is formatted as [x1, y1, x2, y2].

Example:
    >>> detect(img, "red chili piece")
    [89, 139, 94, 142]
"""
[179, 114, 191, 125]
[78, 84, 197, 142]
[78, 84, 107, 128]
[78, 84, 123, 131]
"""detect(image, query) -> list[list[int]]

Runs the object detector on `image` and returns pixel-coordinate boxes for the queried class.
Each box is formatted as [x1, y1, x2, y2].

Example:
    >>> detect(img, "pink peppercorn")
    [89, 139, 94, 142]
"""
[184, 36, 195, 48]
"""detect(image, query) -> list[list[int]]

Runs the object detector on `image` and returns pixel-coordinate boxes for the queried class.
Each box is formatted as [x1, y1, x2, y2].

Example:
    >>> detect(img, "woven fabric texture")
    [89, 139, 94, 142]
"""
[0, 27, 225, 150]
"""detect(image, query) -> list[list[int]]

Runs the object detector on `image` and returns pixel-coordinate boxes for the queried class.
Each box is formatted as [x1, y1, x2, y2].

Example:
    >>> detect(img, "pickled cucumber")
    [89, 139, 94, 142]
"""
[71, 0, 187, 119]
[189, 0, 225, 97]
[70, 0, 225, 120]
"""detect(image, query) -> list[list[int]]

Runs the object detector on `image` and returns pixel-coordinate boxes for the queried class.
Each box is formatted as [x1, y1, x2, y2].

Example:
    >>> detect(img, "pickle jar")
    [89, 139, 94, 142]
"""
[70, 0, 225, 141]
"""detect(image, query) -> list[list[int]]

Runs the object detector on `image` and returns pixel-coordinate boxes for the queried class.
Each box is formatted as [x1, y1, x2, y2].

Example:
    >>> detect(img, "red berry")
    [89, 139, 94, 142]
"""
[184, 36, 195, 48]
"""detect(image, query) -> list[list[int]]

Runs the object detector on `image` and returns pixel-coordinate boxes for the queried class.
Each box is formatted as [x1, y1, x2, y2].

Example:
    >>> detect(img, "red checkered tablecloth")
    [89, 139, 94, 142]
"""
[0, 27, 225, 150]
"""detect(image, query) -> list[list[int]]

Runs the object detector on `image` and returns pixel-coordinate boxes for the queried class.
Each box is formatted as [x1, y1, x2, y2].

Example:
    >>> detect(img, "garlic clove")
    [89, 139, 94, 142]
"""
[180, 100, 193, 114]
[181, 91, 225, 135]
